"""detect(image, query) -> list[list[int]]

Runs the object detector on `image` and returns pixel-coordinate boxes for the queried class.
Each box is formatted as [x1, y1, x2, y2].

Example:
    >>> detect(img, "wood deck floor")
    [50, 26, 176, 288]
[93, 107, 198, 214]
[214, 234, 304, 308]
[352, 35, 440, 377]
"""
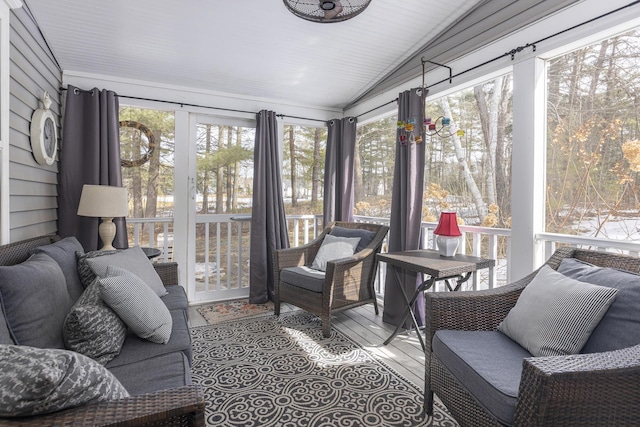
[188, 300, 425, 391]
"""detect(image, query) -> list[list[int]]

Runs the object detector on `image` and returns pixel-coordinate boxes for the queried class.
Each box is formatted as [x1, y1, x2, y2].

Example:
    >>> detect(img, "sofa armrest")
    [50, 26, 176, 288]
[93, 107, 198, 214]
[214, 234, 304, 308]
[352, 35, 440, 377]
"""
[154, 262, 179, 286]
[515, 345, 640, 426]
[0, 385, 205, 427]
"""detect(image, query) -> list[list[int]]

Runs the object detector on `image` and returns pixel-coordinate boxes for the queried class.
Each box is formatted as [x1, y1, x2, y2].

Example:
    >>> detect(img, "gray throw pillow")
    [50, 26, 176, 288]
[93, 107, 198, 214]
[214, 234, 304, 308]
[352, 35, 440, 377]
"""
[77, 249, 119, 288]
[86, 246, 168, 297]
[31, 237, 86, 302]
[498, 265, 618, 357]
[329, 226, 377, 252]
[98, 265, 172, 344]
[559, 258, 640, 353]
[311, 234, 361, 272]
[0, 344, 129, 417]
[0, 253, 72, 349]
[63, 278, 127, 365]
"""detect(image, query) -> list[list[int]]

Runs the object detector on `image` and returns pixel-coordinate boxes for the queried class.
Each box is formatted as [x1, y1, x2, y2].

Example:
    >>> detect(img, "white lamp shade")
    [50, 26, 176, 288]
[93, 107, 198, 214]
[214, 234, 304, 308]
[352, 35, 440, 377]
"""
[77, 185, 128, 218]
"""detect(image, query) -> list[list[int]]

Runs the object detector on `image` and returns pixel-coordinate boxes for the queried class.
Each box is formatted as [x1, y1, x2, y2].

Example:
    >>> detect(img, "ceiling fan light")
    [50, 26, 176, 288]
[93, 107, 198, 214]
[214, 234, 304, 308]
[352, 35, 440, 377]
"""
[320, 1, 336, 10]
[283, 0, 371, 23]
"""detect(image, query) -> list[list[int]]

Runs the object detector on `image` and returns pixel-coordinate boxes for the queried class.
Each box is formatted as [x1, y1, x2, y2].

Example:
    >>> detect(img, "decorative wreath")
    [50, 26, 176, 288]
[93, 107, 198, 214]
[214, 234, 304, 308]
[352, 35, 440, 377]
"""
[119, 120, 156, 167]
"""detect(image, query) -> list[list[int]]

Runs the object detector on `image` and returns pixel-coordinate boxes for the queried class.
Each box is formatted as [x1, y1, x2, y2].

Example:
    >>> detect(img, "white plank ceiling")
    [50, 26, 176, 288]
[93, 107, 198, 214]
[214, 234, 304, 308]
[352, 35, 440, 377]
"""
[23, 0, 485, 110]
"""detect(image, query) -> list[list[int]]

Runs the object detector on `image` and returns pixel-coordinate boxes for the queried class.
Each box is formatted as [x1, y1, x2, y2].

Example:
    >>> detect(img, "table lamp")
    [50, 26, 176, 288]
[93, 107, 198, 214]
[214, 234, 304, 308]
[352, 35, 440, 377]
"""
[77, 185, 128, 251]
[433, 211, 462, 257]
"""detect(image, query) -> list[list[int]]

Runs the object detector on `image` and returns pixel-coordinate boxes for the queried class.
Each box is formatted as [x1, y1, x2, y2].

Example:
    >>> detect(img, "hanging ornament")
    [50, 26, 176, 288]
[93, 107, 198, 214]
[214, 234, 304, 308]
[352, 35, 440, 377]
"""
[456, 129, 466, 137]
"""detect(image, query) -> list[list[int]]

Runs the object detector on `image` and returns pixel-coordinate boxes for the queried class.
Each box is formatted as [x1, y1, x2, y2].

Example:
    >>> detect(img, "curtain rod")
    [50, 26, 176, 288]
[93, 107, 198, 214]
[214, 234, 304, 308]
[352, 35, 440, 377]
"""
[59, 88, 328, 123]
[356, 0, 640, 118]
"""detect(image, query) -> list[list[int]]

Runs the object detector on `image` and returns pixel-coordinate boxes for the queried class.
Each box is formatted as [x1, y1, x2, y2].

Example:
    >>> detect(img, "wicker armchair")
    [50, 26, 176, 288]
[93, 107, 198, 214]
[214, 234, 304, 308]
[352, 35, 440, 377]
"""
[424, 247, 640, 427]
[274, 221, 389, 337]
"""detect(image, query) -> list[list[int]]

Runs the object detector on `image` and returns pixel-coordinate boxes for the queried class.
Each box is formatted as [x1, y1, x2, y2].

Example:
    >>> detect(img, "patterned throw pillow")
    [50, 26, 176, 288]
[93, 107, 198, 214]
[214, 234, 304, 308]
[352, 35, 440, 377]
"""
[63, 278, 127, 365]
[0, 344, 129, 417]
[99, 265, 173, 344]
[76, 249, 119, 288]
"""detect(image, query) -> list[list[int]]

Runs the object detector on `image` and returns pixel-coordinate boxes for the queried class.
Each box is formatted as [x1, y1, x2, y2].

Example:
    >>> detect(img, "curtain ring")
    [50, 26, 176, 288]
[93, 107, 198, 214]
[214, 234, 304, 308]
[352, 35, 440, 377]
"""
[73, 87, 80, 95]
[415, 88, 423, 97]
[348, 117, 355, 123]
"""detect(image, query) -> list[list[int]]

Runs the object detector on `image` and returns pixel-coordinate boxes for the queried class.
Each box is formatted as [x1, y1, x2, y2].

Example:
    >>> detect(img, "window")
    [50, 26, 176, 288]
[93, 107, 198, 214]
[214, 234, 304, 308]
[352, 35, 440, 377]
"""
[119, 107, 175, 248]
[354, 75, 513, 229]
[424, 75, 513, 228]
[282, 124, 326, 215]
[195, 123, 254, 214]
[546, 28, 640, 240]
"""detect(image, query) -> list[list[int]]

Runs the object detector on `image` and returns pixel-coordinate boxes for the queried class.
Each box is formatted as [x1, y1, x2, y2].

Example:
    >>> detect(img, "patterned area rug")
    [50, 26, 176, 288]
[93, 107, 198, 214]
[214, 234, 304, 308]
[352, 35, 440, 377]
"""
[196, 299, 274, 324]
[190, 311, 458, 427]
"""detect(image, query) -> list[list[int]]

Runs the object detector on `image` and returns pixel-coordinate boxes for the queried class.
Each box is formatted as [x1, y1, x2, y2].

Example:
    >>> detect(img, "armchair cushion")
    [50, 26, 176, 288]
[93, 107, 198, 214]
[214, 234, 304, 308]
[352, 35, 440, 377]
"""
[558, 258, 640, 353]
[310, 234, 360, 271]
[0, 344, 129, 417]
[498, 265, 618, 356]
[280, 266, 326, 292]
[329, 226, 377, 252]
[433, 330, 532, 426]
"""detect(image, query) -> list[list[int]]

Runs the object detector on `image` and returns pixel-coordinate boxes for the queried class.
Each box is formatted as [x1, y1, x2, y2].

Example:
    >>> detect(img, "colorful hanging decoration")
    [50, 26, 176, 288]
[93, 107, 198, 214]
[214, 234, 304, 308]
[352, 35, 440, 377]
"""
[398, 116, 423, 145]
[424, 116, 465, 139]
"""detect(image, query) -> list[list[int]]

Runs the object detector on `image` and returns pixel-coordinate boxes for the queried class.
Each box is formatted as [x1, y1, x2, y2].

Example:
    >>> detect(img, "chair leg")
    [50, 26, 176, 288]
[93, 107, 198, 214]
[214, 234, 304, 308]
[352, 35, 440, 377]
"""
[322, 315, 331, 337]
[424, 389, 434, 415]
[274, 299, 280, 316]
[372, 295, 379, 315]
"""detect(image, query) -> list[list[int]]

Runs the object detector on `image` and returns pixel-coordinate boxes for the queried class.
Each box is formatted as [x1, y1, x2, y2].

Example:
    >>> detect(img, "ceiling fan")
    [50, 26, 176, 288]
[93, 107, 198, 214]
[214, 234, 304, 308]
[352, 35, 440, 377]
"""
[283, 0, 372, 23]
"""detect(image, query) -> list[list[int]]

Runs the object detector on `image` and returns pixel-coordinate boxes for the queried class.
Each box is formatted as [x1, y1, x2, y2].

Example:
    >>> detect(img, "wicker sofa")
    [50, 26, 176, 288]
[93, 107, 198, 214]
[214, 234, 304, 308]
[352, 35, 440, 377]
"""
[424, 247, 640, 427]
[0, 235, 204, 426]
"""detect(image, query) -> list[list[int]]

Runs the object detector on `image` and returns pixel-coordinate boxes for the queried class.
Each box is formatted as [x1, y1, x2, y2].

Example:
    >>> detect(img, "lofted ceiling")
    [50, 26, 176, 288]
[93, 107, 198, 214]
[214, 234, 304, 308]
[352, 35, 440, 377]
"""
[24, 0, 579, 112]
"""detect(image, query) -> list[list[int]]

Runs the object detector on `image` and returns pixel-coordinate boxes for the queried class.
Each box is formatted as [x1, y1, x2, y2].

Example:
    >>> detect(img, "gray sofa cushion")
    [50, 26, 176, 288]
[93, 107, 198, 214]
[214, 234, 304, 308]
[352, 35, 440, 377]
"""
[0, 299, 14, 344]
[31, 236, 85, 302]
[559, 258, 640, 353]
[106, 308, 192, 368]
[330, 226, 377, 252]
[0, 253, 72, 348]
[87, 246, 168, 297]
[162, 285, 189, 311]
[280, 265, 326, 292]
[433, 330, 532, 426]
[109, 351, 192, 396]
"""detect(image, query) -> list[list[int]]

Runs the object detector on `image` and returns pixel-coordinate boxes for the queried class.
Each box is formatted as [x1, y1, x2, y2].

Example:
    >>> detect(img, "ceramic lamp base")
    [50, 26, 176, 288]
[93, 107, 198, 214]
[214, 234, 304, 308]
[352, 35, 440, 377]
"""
[437, 235, 459, 257]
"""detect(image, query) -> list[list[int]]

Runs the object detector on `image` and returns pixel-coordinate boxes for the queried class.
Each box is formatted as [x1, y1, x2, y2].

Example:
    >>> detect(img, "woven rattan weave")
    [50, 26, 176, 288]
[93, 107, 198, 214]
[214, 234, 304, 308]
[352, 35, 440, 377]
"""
[424, 247, 640, 427]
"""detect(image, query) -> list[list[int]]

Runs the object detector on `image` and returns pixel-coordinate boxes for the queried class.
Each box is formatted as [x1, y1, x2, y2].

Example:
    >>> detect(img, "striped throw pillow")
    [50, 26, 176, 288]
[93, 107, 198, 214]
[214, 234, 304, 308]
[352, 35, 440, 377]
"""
[98, 265, 172, 344]
[498, 265, 618, 357]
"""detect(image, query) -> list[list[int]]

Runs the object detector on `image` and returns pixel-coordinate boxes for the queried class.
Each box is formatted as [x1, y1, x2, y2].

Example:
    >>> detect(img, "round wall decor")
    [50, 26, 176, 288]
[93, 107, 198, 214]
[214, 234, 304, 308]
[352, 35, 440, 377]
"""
[119, 120, 156, 167]
[30, 92, 58, 166]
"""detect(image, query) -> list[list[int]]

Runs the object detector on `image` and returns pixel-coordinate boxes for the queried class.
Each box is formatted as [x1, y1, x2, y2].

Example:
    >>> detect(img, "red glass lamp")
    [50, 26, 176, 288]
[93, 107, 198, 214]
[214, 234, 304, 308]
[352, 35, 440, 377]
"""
[433, 212, 462, 257]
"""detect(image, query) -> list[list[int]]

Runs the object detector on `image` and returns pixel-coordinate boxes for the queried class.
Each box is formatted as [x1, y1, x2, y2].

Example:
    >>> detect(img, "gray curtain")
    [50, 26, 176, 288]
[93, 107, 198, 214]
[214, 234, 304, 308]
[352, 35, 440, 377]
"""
[249, 110, 289, 303]
[58, 86, 128, 252]
[382, 88, 427, 328]
[323, 117, 357, 225]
